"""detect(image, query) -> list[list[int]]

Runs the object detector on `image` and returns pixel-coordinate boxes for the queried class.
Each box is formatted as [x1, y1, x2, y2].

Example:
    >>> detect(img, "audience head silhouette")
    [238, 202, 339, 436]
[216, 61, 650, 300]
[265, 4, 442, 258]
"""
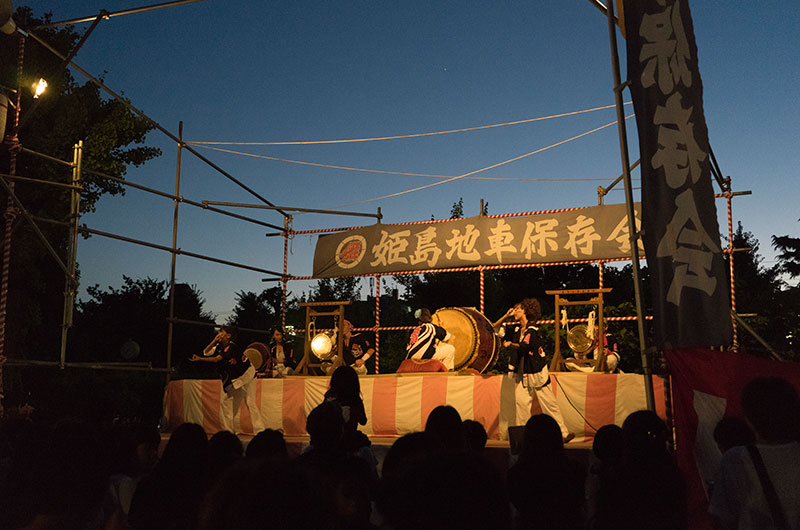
[741, 376, 800, 443]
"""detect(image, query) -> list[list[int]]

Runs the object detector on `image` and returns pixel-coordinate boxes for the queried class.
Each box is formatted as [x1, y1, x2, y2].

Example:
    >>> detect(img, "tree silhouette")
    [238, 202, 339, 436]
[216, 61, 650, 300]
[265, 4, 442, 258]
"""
[69, 277, 213, 366]
[1, 7, 161, 360]
[773, 220, 800, 278]
[226, 286, 296, 347]
[725, 223, 797, 358]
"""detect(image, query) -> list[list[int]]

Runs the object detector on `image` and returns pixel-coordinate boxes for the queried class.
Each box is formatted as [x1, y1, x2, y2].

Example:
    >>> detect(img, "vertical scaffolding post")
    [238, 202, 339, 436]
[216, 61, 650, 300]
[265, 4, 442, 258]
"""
[282, 216, 289, 328]
[605, 0, 655, 410]
[598, 261, 605, 290]
[726, 192, 738, 351]
[374, 274, 380, 373]
[479, 266, 485, 313]
[166, 122, 183, 378]
[59, 141, 82, 369]
[0, 34, 25, 392]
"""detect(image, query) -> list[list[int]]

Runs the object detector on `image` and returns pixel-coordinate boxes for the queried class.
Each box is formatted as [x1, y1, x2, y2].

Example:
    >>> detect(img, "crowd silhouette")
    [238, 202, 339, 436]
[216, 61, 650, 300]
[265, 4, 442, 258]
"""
[1, 372, 798, 529]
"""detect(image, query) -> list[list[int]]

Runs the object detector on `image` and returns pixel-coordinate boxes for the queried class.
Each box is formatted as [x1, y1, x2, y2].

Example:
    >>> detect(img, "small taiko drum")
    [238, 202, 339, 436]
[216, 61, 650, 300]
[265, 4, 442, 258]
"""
[431, 307, 500, 373]
[243, 342, 270, 371]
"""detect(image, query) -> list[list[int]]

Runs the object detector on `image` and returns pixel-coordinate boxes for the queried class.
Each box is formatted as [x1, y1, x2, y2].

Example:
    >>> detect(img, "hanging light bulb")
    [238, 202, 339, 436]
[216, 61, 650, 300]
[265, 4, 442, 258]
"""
[32, 78, 47, 98]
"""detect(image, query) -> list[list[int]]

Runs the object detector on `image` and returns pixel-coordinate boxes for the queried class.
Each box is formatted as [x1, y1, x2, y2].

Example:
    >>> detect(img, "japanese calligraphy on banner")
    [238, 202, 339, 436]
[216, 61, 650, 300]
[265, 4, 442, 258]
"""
[313, 203, 642, 278]
[623, 0, 731, 349]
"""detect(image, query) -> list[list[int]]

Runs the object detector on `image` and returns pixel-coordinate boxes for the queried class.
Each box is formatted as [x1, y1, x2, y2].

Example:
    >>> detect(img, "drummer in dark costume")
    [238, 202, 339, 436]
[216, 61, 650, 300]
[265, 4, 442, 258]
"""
[493, 299, 574, 443]
[191, 325, 265, 433]
[327, 320, 374, 375]
[406, 308, 455, 371]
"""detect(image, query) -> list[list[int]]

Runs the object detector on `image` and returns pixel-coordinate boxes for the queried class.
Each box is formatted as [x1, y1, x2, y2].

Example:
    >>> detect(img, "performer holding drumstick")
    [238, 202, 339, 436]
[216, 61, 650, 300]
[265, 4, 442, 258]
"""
[190, 325, 265, 434]
[324, 320, 374, 375]
[493, 299, 574, 443]
[406, 308, 455, 371]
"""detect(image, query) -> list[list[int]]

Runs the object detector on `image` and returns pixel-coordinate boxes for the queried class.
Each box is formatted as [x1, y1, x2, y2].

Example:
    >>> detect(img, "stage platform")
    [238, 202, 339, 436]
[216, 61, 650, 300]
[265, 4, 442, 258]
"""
[163, 372, 666, 444]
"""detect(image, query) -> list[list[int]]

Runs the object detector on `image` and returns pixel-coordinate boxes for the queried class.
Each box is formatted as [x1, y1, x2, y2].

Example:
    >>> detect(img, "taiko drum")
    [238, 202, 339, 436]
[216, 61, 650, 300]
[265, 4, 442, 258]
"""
[431, 307, 500, 373]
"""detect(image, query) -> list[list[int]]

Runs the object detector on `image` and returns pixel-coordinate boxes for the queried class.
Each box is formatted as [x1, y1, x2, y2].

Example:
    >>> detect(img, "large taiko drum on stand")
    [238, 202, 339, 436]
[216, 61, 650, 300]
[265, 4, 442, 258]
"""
[431, 307, 500, 373]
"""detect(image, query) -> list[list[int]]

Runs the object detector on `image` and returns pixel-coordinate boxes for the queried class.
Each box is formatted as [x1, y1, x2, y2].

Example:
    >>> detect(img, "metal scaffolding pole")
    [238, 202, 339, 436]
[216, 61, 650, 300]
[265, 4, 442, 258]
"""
[374, 275, 380, 373]
[25, 28, 290, 219]
[33, 0, 205, 29]
[604, 0, 655, 411]
[726, 192, 739, 351]
[282, 216, 290, 329]
[59, 141, 82, 369]
[0, 33, 25, 399]
[166, 122, 183, 377]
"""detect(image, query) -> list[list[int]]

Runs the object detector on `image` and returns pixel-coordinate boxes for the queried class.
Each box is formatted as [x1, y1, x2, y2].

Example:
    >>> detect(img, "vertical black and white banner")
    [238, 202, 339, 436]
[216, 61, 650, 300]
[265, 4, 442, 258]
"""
[624, 0, 731, 349]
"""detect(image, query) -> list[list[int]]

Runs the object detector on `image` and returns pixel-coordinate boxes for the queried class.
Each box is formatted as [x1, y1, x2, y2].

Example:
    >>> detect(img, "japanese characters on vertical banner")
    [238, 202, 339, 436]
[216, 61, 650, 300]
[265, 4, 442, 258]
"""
[624, 0, 731, 348]
[313, 203, 642, 277]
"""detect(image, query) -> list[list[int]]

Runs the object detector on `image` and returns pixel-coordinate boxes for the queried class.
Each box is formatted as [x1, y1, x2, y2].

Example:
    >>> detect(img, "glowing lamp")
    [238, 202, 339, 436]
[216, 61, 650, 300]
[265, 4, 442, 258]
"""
[310, 332, 335, 359]
[32, 78, 47, 98]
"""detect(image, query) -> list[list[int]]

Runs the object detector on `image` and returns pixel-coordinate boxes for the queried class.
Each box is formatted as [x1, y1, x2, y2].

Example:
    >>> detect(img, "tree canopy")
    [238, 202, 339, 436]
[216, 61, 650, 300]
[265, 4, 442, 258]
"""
[0, 7, 161, 359]
[69, 277, 214, 366]
[773, 220, 800, 278]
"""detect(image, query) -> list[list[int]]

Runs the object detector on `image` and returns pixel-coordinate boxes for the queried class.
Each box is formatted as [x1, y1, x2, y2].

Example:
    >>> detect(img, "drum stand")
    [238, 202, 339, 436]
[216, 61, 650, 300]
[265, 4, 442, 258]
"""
[547, 288, 612, 372]
[295, 300, 351, 375]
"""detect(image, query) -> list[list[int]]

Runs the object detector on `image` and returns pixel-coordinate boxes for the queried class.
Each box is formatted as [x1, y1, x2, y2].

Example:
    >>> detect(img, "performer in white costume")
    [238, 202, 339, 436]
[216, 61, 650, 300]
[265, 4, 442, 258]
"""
[406, 308, 455, 371]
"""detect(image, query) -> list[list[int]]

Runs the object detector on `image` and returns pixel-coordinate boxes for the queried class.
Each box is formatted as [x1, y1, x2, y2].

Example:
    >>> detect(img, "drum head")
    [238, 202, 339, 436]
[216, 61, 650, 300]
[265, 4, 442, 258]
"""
[243, 342, 269, 371]
[432, 308, 479, 371]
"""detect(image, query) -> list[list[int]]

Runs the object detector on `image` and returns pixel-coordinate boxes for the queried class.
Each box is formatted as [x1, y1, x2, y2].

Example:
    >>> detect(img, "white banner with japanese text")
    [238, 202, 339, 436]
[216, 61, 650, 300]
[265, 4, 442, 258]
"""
[313, 204, 642, 278]
[624, 0, 731, 349]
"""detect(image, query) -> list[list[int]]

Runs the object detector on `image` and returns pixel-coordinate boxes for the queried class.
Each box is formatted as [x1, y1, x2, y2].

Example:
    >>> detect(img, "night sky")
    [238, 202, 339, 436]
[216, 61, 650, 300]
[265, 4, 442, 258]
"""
[20, 0, 800, 319]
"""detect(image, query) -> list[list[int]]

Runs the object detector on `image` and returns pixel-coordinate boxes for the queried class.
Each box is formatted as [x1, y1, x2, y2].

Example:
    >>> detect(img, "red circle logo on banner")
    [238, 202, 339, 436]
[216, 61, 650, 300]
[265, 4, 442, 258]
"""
[335, 235, 367, 269]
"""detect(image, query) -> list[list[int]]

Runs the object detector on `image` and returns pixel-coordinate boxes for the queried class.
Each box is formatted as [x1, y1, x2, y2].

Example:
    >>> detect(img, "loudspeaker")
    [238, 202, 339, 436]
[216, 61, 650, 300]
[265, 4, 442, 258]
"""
[508, 425, 525, 455]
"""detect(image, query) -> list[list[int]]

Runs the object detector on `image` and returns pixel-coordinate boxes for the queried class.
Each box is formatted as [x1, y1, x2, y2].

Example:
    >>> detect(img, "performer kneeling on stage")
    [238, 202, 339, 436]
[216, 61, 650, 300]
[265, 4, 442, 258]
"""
[191, 325, 265, 433]
[268, 327, 296, 377]
[324, 320, 374, 376]
[493, 299, 574, 443]
[406, 308, 455, 371]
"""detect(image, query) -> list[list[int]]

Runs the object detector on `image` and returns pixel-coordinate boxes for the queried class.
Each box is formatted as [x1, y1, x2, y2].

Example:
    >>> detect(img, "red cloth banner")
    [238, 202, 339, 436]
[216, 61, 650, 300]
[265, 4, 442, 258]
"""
[665, 349, 800, 529]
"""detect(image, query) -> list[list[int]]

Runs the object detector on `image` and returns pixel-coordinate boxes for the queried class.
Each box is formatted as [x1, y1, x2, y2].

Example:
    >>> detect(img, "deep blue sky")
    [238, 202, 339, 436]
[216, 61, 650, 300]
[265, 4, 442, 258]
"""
[23, 0, 800, 320]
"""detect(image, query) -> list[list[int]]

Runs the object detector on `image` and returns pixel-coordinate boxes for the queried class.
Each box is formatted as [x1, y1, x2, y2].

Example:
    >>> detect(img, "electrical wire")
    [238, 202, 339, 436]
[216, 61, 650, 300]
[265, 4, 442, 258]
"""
[192, 145, 452, 178]
[553, 375, 602, 435]
[186, 102, 632, 146]
[326, 114, 635, 209]
[191, 144, 635, 183]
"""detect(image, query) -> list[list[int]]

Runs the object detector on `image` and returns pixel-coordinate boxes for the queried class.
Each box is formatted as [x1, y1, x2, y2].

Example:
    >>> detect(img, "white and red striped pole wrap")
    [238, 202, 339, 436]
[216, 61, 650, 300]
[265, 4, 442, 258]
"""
[479, 266, 485, 313]
[0, 35, 26, 390]
[726, 192, 738, 351]
[374, 275, 380, 373]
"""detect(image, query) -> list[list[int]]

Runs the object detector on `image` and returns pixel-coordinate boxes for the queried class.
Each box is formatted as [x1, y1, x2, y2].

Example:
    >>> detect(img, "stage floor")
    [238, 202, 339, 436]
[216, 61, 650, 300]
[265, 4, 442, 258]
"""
[163, 372, 666, 443]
